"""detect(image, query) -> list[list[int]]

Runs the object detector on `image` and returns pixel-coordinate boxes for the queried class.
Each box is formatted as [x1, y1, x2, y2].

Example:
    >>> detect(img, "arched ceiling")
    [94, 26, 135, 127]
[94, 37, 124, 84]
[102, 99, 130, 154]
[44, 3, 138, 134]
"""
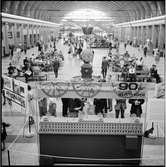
[2, 0, 165, 31]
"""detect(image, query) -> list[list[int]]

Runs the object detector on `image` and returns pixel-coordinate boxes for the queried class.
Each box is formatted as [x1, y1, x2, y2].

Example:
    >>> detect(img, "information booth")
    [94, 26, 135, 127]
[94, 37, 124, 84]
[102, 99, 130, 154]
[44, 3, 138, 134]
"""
[34, 80, 148, 165]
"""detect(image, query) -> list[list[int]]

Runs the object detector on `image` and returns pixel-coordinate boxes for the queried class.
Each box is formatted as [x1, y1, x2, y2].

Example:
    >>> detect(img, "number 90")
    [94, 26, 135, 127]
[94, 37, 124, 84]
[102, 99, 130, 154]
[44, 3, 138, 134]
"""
[119, 83, 138, 90]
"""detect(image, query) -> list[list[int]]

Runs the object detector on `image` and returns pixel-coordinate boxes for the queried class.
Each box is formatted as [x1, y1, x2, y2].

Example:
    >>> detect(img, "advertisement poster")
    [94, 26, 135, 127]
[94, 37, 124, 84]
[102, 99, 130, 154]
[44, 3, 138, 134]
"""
[3, 76, 28, 109]
[3, 75, 13, 91]
[12, 78, 27, 97]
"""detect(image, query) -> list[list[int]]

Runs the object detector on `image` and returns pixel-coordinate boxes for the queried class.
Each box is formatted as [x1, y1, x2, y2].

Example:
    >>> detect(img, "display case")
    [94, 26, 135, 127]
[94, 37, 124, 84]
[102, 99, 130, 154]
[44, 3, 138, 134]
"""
[34, 80, 148, 165]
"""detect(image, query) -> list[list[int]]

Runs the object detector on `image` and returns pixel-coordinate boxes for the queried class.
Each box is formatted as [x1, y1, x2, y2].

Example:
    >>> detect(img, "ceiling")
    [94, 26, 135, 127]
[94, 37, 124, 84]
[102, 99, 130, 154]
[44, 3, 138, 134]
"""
[2, 1, 165, 31]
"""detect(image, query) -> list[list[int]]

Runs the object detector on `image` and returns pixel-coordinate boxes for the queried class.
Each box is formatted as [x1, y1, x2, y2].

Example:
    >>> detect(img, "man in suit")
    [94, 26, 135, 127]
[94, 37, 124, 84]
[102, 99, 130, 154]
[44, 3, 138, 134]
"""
[61, 98, 70, 117]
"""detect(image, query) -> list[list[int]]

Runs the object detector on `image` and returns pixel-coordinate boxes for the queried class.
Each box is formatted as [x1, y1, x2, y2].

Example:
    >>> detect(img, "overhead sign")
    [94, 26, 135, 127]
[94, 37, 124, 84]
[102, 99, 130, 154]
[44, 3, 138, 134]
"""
[111, 82, 147, 98]
[36, 81, 147, 99]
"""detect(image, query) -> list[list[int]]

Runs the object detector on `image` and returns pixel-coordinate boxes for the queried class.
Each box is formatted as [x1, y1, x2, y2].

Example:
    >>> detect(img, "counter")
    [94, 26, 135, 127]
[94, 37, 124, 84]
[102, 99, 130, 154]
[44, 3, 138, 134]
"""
[39, 116, 143, 165]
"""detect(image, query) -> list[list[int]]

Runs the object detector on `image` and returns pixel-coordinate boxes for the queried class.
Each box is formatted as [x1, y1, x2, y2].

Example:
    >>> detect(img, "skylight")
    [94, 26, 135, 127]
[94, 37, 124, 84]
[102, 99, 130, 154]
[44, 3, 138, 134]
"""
[62, 9, 112, 22]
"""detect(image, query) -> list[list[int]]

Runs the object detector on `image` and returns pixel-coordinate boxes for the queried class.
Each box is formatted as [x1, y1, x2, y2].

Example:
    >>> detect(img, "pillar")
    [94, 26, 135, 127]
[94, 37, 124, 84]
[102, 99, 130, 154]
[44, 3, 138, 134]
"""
[2, 22, 10, 55]
[152, 25, 158, 49]
[20, 24, 24, 46]
[137, 26, 141, 44]
[12, 23, 17, 47]
[130, 27, 134, 41]
[27, 24, 31, 48]
[158, 24, 165, 50]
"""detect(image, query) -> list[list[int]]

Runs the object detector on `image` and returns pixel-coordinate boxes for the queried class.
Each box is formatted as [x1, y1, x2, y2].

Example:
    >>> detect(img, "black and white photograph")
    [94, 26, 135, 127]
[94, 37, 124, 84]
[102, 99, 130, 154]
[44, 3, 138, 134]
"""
[1, 1, 165, 166]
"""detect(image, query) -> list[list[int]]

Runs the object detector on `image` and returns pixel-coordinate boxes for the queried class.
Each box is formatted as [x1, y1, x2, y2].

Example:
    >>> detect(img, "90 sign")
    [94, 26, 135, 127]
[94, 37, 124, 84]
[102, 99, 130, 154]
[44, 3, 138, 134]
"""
[119, 83, 138, 91]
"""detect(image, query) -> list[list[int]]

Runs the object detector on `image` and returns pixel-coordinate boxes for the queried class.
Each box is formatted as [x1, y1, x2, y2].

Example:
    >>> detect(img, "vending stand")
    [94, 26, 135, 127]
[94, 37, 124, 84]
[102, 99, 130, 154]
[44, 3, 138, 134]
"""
[34, 80, 148, 165]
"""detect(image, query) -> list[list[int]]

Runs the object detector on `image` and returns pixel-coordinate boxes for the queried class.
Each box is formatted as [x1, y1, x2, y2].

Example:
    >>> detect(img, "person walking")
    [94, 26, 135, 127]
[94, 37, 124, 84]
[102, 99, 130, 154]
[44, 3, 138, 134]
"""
[52, 58, 60, 78]
[101, 56, 109, 79]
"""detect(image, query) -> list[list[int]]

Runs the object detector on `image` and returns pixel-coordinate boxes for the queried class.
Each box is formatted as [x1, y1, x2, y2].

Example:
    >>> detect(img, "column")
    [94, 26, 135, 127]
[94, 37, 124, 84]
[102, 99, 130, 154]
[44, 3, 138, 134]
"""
[130, 27, 134, 41]
[140, 26, 144, 45]
[31, 25, 35, 47]
[158, 24, 165, 49]
[20, 24, 24, 45]
[152, 25, 158, 49]
[3, 22, 10, 55]
[137, 26, 141, 44]
[27, 24, 31, 48]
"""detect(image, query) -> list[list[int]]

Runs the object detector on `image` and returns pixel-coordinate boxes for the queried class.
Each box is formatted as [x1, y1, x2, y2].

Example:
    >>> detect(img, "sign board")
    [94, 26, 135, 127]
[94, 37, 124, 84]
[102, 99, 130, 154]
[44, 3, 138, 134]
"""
[3, 76, 28, 109]
[3, 75, 13, 91]
[36, 81, 147, 99]
[155, 82, 165, 98]
[5, 89, 26, 108]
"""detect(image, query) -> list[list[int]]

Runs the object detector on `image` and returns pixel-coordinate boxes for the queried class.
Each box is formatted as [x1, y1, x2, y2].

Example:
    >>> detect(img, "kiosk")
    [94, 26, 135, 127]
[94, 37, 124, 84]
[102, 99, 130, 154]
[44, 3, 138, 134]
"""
[34, 80, 148, 165]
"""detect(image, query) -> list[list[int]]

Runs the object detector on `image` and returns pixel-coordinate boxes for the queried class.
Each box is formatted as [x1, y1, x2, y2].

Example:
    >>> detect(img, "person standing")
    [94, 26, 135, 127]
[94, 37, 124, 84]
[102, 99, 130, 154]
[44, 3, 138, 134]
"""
[1, 77, 6, 105]
[61, 98, 70, 117]
[7, 63, 15, 77]
[27, 85, 35, 123]
[23, 57, 29, 71]
[143, 45, 148, 57]
[129, 99, 145, 117]
[149, 64, 161, 83]
[52, 58, 60, 78]
[124, 42, 127, 50]
[94, 98, 107, 116]
[101, 56, 109, 79]
[154, 49, 160, 64]
[114, 99, 127, 118]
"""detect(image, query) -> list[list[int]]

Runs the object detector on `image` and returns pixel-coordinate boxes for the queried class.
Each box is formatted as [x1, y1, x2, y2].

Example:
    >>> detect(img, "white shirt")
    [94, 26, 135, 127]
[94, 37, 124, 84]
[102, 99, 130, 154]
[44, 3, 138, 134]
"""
[129, 67, 135, 74]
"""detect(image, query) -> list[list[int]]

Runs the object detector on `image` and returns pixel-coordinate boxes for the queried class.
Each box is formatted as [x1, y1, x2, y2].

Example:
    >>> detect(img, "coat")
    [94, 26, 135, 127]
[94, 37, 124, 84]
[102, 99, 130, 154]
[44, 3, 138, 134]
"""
[102, 59, 109, 70]
[114, 99, 126, 111]
[128, 99, 145, 115]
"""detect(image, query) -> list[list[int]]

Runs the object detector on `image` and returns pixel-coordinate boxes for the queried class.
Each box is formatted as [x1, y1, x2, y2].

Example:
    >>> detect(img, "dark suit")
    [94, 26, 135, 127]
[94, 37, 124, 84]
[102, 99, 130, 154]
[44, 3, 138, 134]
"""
[94, 99, 107, 115]
[129, 99, 145, 117]
[61, 98, 70, 117]
[114, 99, 126, 118]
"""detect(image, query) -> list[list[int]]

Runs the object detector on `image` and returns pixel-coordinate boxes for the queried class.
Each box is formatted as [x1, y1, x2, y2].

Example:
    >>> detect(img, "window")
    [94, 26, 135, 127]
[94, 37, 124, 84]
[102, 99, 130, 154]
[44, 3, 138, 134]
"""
[17, 32, 20, 38]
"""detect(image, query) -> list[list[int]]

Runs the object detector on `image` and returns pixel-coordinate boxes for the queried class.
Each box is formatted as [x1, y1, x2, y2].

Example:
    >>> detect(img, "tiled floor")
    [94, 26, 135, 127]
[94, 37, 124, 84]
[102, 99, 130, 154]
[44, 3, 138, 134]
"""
[2, 40, 165, 166]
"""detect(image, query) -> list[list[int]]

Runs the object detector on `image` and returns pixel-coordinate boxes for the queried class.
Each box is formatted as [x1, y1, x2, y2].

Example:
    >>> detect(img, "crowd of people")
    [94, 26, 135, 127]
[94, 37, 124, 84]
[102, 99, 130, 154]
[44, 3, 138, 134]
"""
[6, 40, 64, 82]
[39, 97, 145, 119]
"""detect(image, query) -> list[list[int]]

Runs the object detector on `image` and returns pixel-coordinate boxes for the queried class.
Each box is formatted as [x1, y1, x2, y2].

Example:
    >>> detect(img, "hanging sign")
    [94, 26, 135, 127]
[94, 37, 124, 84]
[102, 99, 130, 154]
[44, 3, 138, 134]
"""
[111, 82, 147, 98]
